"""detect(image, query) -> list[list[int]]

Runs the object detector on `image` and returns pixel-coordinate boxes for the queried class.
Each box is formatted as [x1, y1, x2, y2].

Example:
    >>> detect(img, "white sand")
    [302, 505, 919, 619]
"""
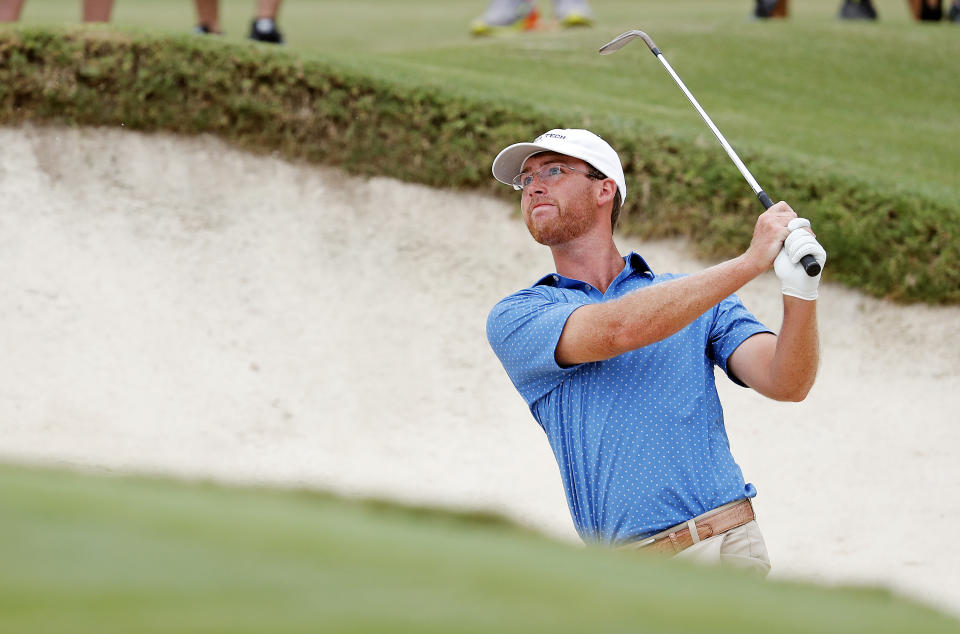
[2, 125, 958, 616]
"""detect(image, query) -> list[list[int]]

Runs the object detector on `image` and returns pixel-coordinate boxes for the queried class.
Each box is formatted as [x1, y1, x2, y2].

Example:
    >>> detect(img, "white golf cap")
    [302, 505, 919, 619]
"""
[491, 128, 627, 203]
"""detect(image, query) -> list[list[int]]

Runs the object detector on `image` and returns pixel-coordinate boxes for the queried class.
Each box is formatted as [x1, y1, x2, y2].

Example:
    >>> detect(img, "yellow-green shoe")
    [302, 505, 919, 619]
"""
[555, 0, 593, 27]
[559, 12, 592, 27]
[470, 0, 541, 36]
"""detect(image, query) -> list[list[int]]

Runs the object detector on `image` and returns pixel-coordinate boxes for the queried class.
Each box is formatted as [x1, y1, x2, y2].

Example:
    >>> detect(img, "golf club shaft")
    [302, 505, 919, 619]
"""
[652, 48, 820, 276]
[653, 55, 764, 197]
[601, 31, 820, 277]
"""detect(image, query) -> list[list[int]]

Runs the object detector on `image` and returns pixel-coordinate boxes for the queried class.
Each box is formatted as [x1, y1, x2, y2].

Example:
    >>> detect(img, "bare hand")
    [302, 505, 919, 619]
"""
[745, 201, 798, 272]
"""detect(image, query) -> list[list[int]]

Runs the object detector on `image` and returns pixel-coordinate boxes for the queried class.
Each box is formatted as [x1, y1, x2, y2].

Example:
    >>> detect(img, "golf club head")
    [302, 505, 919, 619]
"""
[598, 30, 657, 55]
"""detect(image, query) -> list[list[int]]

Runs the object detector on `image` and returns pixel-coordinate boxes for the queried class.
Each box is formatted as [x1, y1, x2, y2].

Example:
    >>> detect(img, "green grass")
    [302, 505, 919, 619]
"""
[8, 0, 959, 205]
[1, 462, 959, 633]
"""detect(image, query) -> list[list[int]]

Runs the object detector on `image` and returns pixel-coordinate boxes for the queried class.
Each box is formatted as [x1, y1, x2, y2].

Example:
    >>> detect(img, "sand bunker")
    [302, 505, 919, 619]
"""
[2, 125, 958, 616]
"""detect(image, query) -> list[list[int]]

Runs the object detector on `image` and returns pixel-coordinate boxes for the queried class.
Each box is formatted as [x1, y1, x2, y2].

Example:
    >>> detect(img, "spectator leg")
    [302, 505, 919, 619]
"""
[0, 0, 27, 21]
[82, 0, 114, 22]
[256, 0, 282, 20]
[195, 0, 220, 32]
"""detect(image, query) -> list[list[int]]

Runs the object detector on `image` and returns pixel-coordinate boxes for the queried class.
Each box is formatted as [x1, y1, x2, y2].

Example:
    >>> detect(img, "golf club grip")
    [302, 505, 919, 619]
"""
[798, 254, 821, 276]
[757, 191, 821, 277]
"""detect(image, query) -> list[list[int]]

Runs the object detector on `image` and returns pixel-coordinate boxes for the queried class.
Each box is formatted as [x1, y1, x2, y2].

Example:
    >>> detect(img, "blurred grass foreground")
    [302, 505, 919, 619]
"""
[2, 463, 959, 633]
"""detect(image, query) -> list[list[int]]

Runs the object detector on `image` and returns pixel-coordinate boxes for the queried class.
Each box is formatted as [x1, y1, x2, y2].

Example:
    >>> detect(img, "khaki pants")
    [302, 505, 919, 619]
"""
[674, 520, 771, 577]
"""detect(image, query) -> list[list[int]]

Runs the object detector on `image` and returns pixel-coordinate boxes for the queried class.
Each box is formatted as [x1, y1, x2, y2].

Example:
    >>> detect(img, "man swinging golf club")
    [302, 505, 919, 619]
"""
[486, 129, 826, 573]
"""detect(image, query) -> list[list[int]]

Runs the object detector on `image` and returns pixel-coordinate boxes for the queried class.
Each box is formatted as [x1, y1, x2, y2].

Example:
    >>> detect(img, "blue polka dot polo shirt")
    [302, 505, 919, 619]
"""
[486, 252, 772, 546]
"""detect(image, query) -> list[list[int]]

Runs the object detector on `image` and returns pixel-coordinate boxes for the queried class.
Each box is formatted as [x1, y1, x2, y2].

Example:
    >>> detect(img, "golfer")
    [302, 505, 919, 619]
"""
[486, 129, 826, 574]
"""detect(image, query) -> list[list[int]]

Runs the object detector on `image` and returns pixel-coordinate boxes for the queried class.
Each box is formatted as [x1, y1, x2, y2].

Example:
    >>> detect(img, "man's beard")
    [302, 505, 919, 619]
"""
[525, 201, 593, 246]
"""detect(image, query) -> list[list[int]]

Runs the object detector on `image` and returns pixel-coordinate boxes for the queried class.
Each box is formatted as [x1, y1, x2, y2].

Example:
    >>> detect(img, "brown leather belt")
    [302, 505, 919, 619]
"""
[625, 499, 755, 555]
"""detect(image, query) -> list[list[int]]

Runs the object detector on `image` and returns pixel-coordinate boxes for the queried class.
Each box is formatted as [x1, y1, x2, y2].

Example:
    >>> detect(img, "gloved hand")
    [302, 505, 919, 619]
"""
[774, 218, 827, 300]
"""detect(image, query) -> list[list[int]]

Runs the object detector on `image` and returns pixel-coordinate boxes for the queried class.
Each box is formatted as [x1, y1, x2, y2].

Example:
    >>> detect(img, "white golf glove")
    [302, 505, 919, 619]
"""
[774, 218, 827, 300]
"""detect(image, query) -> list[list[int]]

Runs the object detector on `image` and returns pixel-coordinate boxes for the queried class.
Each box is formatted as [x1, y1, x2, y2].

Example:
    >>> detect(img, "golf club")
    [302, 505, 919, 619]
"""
[599, 30, 821, 277]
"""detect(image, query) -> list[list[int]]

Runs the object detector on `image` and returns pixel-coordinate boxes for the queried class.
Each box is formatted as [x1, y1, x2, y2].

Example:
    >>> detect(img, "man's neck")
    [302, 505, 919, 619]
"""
[550, 233, 624, 293]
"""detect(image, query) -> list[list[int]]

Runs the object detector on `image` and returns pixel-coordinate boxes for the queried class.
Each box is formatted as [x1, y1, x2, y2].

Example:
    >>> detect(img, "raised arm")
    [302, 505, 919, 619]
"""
[556, 202, 799, 367]
[727, 217, 826, 401]
[726, 297, 819, 401]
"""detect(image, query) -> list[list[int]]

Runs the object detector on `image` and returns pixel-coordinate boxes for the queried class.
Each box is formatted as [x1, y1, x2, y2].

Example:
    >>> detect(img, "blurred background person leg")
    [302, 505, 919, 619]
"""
[1, 0, 113, 22]
[470, 0, 593, 35]
[249, 0, 283, 43]
[194, 0, 221, 33]
[82, 0, 113, 22]
[950, 0, 960, 21]
[0, 0, 26, 21]
[193, 0, 284, 43]
[908, 0, 943, 20]
[838, 0, 878, 19]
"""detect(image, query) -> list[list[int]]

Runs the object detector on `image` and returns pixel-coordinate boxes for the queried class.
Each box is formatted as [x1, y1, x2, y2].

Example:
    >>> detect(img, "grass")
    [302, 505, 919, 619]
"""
[2, 462, 959, 633]
[8, 0, 959, 206]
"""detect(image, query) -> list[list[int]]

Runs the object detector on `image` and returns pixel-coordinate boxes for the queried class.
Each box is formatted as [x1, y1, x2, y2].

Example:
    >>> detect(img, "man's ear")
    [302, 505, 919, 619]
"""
[596, 178, 617, 207]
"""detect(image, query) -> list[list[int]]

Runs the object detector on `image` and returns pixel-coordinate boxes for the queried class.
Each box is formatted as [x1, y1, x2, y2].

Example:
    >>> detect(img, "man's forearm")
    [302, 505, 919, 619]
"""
[558, 254, 763, 365]
[768, 296, 819, 400]
[726, 296, 820, 402]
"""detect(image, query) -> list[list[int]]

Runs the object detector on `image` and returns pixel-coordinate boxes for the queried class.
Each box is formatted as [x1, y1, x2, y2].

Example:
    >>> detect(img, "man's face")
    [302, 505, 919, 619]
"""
[518, 152, 598, 246]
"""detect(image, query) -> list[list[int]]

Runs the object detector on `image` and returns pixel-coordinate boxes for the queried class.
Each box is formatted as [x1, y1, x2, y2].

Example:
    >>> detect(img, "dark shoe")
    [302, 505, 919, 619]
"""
[920, 1, 943, 20]
[838, 0, 877, 20]
[249, 18, 284, 44]
[193, 23, 218, 35]
[754, 0, 781, 18]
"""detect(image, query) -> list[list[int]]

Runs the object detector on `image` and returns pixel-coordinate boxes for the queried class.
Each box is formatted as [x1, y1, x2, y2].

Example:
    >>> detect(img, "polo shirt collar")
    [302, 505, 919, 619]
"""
[533, 251, 654, 288]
